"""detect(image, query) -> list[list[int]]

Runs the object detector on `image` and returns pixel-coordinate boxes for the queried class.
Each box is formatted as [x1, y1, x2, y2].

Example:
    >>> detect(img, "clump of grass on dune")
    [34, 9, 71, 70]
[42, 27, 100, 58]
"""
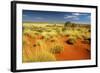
[49, 44, 64, 54]
[23, 29, 37, 39]
[23, 43, 56, 62]
[32, 50, 56, 62]
[65, 35, 77, 45]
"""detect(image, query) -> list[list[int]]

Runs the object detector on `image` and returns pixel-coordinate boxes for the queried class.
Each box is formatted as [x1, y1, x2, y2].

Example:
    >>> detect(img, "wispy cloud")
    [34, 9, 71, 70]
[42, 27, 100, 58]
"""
[72, 13, 88, 16]
[64, 15, 79, 20]
[63, 12, 87, 20]
[64, 15, 76, 19]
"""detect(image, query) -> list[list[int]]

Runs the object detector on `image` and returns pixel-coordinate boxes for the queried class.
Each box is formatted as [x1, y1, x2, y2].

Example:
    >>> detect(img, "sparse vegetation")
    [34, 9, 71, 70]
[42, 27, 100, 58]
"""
[22, 22, 91, 63]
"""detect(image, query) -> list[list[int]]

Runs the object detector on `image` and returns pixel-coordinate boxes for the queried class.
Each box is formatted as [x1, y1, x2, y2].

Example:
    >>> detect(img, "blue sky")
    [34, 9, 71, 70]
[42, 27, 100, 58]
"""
[23, 10, 91, 24]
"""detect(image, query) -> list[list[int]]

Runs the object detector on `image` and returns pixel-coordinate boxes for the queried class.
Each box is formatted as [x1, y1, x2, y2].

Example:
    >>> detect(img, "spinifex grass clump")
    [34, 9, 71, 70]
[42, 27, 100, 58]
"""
[82, 38, 91, 44]
[23, 39, 56, 62]
[66, 36, 76, 45]
[23, 49, 56, 62]
[32, 51, 56, 62]
[32, 40, 56, 62]
[49, 45, 64, 54]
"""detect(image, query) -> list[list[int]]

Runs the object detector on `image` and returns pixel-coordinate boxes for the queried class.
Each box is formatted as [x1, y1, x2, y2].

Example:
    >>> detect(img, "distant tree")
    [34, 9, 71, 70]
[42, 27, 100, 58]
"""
[62, 21, 71, 31]
[64, 21, 71, 27]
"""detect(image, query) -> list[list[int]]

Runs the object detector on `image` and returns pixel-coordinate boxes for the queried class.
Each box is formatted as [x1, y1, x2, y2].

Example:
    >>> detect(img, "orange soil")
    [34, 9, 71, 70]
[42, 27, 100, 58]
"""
[23, 34, 91, 62]
[55, 36, 90, 60]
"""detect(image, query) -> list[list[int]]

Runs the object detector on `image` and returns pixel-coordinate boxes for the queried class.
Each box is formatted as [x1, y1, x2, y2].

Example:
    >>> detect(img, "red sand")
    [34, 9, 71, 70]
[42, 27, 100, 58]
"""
[55, 36, 90, 60]
[23, 35, 91, 62]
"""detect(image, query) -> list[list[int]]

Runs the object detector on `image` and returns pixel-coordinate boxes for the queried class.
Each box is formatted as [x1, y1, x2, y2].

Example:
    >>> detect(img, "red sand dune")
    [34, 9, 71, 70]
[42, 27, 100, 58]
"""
[23, 34, 91, 62]
[55, 36, 90, 60]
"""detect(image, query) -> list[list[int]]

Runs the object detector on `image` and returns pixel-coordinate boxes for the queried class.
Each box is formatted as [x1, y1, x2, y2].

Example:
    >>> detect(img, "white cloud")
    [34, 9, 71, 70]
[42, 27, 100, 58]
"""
[64, 15, 79, 20]
[72, 13, 81, 16]
[64, 16, 76, 19]
[64, 12, 88, 20]
[72, 13, 88, 16]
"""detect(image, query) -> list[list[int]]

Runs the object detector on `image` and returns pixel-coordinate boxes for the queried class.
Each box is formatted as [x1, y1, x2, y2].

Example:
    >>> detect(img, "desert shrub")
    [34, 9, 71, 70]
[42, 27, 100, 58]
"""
[41, 32, 47, 36]
[82, 38, 91, 44]
[49, 45, 63, 54]
[36, 40, 42, 46]
[37, 29, 43, 33]
[43, 35, 50, 41]
[23, 29, 37, 39]
[66, 39, 75, 45]
[42, 33, 53, 41]
[34, 32, 40, 35]
[62, 30, 74, 36]
[33, 44, 37, 47]
[49, 30, 58, 36]
[81, 32, 90, 40]
[45, 29, 51, 32]
[88, 29, 91, 32]
[65, 34, 70, 37]
[62, 27, 66, 32]
[50, 39, 55, 42]
[30, 51, 56, 62]
[55, 29, 61, 34]
[65, 36, 76, 45]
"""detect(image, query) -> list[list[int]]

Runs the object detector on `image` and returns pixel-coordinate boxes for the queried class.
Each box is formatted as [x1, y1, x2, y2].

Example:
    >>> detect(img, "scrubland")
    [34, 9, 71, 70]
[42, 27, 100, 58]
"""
[22, 22, 91, 63]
